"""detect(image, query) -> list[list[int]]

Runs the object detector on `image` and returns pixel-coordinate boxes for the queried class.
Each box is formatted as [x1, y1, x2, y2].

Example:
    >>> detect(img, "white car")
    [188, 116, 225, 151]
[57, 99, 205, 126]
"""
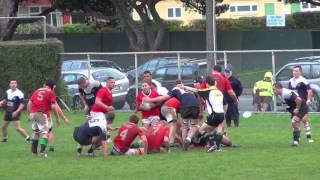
[62, 68, 129, 110]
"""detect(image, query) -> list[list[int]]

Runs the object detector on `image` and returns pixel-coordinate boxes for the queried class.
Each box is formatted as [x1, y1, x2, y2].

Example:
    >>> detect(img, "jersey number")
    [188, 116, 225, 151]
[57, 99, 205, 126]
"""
[120, 129, 128, 141]
[37, 91, 45, 101]
[152, 126, 160, 135]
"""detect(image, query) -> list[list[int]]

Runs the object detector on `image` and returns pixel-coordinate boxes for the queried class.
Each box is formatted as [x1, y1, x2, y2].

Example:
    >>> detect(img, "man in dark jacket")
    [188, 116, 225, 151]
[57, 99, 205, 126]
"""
[224, 68, 243, 127]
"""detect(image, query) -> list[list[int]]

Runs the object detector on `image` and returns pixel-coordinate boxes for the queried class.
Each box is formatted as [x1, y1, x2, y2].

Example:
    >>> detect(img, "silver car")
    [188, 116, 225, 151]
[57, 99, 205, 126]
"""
[275, 56, 320, 112]
[62, 68, 129, 110]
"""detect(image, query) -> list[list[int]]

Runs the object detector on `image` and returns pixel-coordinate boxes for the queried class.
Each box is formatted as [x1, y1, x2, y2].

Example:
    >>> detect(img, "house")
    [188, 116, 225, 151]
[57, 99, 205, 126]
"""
[18, 0, 71, 27]
[132, 0, 320, 24]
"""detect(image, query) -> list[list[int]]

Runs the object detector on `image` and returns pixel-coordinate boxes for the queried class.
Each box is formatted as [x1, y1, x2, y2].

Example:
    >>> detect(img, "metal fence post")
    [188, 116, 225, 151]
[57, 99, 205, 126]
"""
[135, 53, 139, 97]
[87, 53, 91, 79]
[223, 51, 227, 68]
[42, 16, 47, 41]
[177, 52, 181, 80]
[272, 50, 277, 112]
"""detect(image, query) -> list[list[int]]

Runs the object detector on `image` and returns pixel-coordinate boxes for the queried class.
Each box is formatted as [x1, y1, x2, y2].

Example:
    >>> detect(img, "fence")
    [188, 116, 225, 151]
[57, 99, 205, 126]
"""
[61, 49, 320, 113]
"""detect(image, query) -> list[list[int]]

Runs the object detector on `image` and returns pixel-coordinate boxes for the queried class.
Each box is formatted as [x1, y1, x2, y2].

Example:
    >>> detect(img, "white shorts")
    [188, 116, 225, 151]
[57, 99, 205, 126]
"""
[29, 112, 49, 134]
[142, 116, 160, 126]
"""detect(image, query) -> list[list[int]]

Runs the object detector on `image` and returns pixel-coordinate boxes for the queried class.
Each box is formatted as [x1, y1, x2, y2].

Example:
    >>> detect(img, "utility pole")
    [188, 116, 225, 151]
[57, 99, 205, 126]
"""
[206, 0, 217, 74]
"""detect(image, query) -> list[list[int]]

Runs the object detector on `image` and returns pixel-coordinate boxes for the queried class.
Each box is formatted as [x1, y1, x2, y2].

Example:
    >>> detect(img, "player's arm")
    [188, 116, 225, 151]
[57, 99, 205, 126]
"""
[55, 103, 71, 126]
[140, 135, 148, 154]
[293, 95, 302, 114]
[184, 86, 199, 93]
[51, 103, 61, 126]
[0, 99, 6, 107]
[12, 102, 24, 118]
[143, 95, 171, 103]
[95, 97, 114, 112]
[307, 89, 313, 104]
[27, 100, 32, 114]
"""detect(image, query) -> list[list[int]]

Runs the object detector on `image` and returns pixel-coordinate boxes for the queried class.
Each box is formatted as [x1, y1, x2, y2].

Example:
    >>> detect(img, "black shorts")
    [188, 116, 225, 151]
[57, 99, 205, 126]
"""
[180, 107, 200, 119]
[4, 111, 21, 121]
[73, 127, 91, 146]
[206, 112, 224, 127]
[290, 105, 309, 119]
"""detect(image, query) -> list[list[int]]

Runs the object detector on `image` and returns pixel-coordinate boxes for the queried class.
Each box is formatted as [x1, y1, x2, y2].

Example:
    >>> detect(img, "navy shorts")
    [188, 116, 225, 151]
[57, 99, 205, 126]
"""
[73, 127, 92, 146]
[4, 111, 21, 121]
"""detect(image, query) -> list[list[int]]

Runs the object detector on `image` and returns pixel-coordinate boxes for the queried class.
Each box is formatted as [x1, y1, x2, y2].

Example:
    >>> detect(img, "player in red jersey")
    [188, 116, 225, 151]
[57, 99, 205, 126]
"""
[161, 97, 180, 147]
[146, 120, 169, 153]
[28, 80, 60, 158]
[111, 114, 148, 155]
[135, 80, 160, 126]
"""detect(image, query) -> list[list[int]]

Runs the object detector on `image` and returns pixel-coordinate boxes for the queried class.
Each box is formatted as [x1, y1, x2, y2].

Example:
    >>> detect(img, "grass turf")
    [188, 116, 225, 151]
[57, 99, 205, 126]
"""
[0, 111, 319, 180]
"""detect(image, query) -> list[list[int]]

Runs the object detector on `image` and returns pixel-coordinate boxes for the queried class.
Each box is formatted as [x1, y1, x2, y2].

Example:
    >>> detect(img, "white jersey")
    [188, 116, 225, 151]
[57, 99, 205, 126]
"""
[207, 89, 224, 114]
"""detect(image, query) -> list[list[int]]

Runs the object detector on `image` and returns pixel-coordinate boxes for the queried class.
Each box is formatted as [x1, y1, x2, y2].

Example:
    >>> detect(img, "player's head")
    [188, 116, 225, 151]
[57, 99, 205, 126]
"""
[9, 80, 18, 90]
[273, 81, 283, 95]
[224, 67, 232, 78]
[142, 79, 151, 94]
[44, 79, 56, 90]
[205, 76, 216, 87]
[106, 112, 115, 124]
[129, 114, 140, 124]
[292, 65, 302, 78]
[143, 70, 152, 81]
[78, 77, 89, 88]
[264, 72, 273, 82]
[175, 80, 184, 89]
[193, 77, 202, 89]
[106, 77, 115, 90]
[212, 65, 222, 73]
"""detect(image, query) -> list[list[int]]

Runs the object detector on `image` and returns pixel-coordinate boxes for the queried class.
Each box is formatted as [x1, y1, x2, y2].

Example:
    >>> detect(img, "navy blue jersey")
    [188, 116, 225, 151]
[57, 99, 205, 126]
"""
[4, 89, 24, 112]
[288, 76, 310, 101]
[78, 80, 102, 108]
[168, 88, 199, 108]
[77, 122, 107, 141]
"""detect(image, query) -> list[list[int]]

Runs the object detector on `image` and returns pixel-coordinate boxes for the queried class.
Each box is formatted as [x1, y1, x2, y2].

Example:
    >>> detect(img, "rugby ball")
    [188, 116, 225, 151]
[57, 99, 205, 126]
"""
[140, 102, 153, 111]
[242, 111, 252, 119]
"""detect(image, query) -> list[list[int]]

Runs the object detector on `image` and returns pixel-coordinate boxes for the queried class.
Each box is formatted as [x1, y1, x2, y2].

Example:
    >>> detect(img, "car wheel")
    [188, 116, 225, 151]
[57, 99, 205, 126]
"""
[310, 92, 320, 112]
[126, 88, 137, 110]
[73, 95, 82, 111]
[114, 101, 125, 110]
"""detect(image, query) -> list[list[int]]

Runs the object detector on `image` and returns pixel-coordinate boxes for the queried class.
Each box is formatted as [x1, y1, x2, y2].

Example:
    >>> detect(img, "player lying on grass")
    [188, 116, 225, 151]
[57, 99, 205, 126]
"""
[273, 82, 313, 146]
[111, 114, 148, 156]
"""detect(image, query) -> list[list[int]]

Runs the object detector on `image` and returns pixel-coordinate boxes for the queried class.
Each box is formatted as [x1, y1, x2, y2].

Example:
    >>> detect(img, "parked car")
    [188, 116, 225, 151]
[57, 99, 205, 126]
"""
[275, 56, 320, 112]
[126, 57, 197, 85]
[125, 61, 207, 110]
[62, 59, 123, 72]
[62, 68, 129, 110]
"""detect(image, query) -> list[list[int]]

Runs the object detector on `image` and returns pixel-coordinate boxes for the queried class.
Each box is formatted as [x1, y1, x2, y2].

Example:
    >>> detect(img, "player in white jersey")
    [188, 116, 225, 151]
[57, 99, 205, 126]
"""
[0, 80, 30, 143]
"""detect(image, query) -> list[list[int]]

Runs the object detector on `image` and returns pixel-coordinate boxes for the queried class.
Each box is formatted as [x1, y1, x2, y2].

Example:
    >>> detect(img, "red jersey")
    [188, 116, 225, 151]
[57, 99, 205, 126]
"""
[146, 123, 169, 153]
[113, 122, 144, 153]
[136, 89, 160, 119]
[200, 73, 232, 93]
[30, 88, 56, 116]
[91, 87, 112, 113]
[164, 97, 181, 112]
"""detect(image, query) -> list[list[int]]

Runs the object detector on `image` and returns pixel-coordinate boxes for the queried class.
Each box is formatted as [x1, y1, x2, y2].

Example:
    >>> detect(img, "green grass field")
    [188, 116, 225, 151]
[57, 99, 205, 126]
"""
[0, 111, 319, 180]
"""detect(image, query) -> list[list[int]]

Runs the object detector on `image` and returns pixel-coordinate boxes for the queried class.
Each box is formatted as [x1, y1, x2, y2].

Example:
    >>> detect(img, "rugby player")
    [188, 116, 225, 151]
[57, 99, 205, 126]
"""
[288, 65, 313, 143]
[111, 114, 148, 155]
[0, 80, 30, 143]
[274, 82, 312, 146]
[78, 77, 102, 115]
[146, 120, 169, 153]
[28, 80, 60, 158]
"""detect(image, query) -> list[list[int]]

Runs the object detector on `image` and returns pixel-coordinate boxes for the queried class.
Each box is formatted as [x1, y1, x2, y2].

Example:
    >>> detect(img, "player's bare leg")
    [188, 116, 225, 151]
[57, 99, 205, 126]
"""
[291, 116, 301, 147]
[183, 119, 199, 151]
[301, 114, 313, 143]
[2, 121, 10, 142]
[13, 121, 30, 142]
[87, 136, 101, 157]
[168, 122, 177, 145]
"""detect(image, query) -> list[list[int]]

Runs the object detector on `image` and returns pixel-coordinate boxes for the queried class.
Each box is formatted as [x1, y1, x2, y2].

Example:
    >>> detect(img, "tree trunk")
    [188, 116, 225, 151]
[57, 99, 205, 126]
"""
[0, 0, 18, 41]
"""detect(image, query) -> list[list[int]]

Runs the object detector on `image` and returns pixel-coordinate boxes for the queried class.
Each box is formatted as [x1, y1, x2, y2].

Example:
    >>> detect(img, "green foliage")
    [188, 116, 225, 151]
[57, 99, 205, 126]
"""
[0, 39, 63, 98]
[63, 24, 96, 33]
[0, 112, 320, 179]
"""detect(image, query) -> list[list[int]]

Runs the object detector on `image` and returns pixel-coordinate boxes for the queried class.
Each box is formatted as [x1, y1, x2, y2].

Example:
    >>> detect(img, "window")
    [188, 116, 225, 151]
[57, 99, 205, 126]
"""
[301, 2, 318, 11]
[145, 59, 159, 72]
[181, 67, 193, 80]
[165, 67, 178, 80]
[29, 7, 41, 14]
[312, 64, 320, 79]
[70, 62, 82, 70]
[92, 69, 124, 82]
[62, 61, 72, 71]
[229, 5, 258, 13]
[168, 8, 182, 19]
[153, 68, 167, 81]
[276, 66, 294, 81]
[63, 74, 77, 84]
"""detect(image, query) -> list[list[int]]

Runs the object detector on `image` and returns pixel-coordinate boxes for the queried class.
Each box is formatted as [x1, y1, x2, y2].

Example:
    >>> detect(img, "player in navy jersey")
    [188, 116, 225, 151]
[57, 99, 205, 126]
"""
[78, 77, 102, 115]
[274, 82, 312, 146]
[0, 80, 30, 143]
[288, 66, 313, 143]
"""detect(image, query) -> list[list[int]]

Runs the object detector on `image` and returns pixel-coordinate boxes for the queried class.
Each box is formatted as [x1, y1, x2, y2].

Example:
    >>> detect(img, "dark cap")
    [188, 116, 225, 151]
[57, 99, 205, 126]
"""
[175, 80, 183, 85]
[225, 67, 232, 73]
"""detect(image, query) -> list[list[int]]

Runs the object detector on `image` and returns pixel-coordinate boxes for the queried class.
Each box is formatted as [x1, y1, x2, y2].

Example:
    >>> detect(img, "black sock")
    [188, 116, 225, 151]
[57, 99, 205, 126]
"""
[293, 131, 300, 142]
[31, 139, 39, 154]
[213, 132, 223, 148]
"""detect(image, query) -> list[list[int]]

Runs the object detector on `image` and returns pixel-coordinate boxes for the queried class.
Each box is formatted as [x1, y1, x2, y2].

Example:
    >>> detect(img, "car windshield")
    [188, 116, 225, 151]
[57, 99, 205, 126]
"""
[92, 69, 124, 82]
[62, 61, 72, 71]
[91, 61, 122, 71]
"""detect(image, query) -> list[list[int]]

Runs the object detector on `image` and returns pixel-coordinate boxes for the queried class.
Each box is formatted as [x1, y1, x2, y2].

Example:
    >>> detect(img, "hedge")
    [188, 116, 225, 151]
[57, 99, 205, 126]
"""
[0, 38, 63, 99]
